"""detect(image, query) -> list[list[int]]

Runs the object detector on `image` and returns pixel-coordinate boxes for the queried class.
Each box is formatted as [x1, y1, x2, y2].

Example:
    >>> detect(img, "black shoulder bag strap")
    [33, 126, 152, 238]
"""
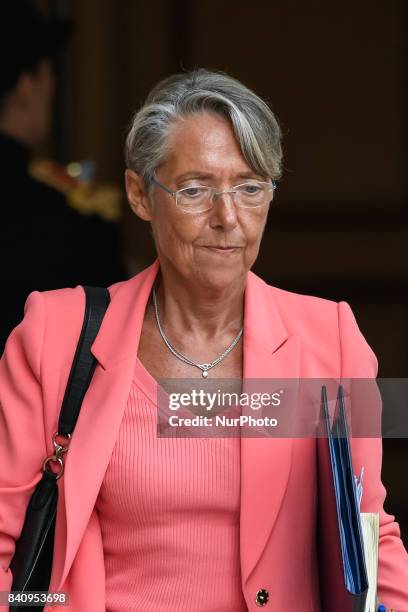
[9, 286, 110, 611]
[58, 286, 110, 436]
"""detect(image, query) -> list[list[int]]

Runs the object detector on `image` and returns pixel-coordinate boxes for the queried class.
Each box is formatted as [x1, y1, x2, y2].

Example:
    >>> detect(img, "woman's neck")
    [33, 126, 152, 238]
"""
[154, 267, 245, 342]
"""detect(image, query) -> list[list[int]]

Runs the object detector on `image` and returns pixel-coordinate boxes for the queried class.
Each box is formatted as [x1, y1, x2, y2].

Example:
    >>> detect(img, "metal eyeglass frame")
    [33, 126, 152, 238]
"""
[150, 175, 277, 213]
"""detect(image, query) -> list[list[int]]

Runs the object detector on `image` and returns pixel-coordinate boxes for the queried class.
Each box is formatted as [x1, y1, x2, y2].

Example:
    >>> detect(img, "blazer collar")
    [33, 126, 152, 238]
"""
[90, 259, 160, 370]
[243, 269, 288, 356]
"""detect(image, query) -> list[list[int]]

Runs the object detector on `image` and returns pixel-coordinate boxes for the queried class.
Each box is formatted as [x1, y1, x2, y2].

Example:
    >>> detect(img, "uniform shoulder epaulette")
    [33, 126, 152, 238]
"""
[28, 158, 123, 222]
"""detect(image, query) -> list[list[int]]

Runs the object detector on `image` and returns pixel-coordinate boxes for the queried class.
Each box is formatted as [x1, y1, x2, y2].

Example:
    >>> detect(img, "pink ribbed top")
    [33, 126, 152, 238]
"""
[95, 357, 248, 612]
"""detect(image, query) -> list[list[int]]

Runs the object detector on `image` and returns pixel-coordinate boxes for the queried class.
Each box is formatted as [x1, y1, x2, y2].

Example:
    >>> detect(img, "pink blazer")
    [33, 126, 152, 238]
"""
[1, 259, 408, 611]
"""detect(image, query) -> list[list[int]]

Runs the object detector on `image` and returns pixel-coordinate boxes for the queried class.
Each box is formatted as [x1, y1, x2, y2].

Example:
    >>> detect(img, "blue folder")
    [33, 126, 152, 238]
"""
[317, 384, 369, 611]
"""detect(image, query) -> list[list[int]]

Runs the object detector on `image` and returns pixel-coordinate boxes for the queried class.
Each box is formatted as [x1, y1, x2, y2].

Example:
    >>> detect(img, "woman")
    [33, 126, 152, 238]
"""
[1, 69, 408, 611]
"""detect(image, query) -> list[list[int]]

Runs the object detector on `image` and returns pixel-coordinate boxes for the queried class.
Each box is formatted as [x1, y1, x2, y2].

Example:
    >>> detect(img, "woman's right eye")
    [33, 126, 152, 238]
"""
[181, 187, 205, 198]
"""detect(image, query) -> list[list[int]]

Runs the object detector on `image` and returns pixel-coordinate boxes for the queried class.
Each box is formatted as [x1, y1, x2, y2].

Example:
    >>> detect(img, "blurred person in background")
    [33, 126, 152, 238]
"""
[0, 0, 125, 354]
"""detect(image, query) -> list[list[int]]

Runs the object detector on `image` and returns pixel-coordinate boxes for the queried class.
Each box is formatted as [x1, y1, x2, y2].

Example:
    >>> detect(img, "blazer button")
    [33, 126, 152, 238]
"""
[255, 589, 269, 606]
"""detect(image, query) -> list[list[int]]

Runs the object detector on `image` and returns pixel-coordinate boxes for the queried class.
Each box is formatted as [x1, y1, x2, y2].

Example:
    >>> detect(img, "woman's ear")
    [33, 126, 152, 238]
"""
[125, 169, 153, 221]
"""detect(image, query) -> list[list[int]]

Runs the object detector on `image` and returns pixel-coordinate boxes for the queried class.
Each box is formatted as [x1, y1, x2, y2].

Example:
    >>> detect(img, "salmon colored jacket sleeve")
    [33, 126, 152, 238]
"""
[0, 291, 47, 592]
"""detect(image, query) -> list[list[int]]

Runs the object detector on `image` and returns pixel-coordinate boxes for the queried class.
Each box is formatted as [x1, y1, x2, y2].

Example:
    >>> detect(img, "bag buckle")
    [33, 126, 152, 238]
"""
[42, 431, 71, 480]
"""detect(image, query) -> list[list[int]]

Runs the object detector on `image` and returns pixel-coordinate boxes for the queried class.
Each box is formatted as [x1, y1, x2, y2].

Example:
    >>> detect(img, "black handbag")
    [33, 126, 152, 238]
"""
[8, 286, 110, 612]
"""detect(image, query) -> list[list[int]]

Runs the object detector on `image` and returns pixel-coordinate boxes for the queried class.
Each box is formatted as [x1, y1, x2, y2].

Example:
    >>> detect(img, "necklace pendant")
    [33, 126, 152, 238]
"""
[200, 363, 211, 378]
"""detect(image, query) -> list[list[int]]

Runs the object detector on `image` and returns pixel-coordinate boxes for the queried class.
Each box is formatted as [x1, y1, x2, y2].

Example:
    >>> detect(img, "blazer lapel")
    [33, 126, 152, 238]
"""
[240, 273, 301, 584]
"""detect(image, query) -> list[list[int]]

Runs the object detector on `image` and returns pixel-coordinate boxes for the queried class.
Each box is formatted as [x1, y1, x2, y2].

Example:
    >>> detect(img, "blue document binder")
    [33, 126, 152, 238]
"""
[317, 385, 369, 611]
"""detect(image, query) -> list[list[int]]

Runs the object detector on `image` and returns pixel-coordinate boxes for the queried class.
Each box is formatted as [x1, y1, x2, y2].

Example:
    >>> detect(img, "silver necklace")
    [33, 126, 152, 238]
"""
[152, 286, 243, 377]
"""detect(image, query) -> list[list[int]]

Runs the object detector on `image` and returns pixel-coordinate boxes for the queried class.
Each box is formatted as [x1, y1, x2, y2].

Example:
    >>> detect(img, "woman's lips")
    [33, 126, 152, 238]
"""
[201, 246, 241, 254]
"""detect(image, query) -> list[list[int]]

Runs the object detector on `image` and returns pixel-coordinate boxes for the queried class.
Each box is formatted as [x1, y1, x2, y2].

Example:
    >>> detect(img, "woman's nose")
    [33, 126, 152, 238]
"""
[208, 191, 238, 231]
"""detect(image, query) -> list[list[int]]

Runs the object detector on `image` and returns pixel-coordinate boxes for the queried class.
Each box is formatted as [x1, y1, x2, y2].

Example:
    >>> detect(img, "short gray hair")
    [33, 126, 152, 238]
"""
[125, 69, 283, 185]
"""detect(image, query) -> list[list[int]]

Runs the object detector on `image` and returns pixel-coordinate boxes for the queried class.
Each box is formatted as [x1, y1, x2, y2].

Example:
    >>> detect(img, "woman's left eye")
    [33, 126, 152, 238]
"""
[241, 184, 261, 194]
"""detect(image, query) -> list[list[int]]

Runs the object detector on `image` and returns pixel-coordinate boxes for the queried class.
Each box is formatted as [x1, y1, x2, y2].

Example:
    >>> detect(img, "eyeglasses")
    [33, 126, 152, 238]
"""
[150, 176, 277, 214]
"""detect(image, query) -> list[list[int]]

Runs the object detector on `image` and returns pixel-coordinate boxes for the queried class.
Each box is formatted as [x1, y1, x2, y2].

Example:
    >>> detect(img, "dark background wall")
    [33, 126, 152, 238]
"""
[45, 0, 407, 538]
